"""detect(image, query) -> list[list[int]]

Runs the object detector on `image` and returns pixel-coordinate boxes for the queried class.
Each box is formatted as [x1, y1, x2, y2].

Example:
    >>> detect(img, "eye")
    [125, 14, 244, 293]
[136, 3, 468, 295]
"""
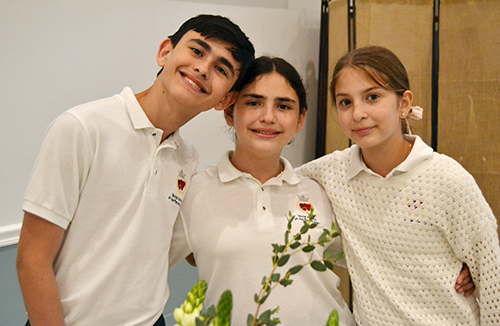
[337, 99, 351, 107]
[216, 66, 228, 77]
[277, 103, 291, 110]
[367, 94, 379, 101]
[191, 47, 202, 56]
[246, 101, 260, 107]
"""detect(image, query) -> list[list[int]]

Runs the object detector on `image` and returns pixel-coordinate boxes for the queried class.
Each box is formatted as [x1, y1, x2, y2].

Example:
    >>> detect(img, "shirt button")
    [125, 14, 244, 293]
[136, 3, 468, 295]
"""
[152, 132, 157, 136]
[262, 206, 266, 210]
[261, 187, 264, 191]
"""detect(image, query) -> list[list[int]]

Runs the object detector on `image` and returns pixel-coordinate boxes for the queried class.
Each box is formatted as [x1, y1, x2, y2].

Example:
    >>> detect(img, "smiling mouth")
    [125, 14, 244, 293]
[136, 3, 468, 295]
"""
[182, 74, 206, 93]
[354, 127, 374, 135]
[252, 129, 280, 136]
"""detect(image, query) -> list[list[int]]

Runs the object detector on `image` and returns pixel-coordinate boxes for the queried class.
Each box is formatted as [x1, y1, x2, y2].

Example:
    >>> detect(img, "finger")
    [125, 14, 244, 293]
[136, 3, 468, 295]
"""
[464, 285, 476, 297]
[458, 275, 472, 286]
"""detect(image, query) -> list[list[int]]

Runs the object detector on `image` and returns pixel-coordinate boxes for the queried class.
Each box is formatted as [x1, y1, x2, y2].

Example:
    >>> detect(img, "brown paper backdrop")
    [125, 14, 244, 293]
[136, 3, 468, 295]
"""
[327, 0, 499, 306]
[439, 0, 500, 230]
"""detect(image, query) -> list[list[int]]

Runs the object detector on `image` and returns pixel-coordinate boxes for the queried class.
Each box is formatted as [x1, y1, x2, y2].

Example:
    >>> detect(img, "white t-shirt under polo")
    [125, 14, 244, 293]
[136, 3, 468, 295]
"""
[23, 87, 198, 325]
[176, 152, 356, 326]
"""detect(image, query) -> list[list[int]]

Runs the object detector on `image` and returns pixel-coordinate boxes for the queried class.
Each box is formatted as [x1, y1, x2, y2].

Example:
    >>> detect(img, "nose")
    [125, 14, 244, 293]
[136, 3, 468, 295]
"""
[352, 102, 367, 121]
[194, 62, 209, 80]
[259, 105, 277, 124]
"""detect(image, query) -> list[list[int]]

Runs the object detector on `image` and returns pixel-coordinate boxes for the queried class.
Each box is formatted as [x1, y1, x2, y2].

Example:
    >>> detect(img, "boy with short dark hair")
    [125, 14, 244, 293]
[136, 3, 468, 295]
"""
[16, 14, 254, 326]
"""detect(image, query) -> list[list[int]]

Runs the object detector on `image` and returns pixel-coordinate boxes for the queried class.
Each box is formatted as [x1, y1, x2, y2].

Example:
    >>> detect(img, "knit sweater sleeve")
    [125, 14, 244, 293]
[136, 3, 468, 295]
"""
[436, 155, 500, 324]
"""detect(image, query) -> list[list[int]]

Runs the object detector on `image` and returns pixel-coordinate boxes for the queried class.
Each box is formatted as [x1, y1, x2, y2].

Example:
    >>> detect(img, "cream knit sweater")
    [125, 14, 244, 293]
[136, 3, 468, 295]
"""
[297, 147, 500, 325]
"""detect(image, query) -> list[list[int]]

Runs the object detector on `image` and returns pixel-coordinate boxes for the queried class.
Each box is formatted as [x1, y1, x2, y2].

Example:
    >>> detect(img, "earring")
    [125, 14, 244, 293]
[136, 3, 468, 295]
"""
[401, 112, 406, 118]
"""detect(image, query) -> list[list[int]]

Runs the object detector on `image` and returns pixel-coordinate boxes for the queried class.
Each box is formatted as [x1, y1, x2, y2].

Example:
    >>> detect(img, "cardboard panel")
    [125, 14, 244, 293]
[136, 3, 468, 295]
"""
[439, 0, 500, 230]
[327, 0, 434, 154]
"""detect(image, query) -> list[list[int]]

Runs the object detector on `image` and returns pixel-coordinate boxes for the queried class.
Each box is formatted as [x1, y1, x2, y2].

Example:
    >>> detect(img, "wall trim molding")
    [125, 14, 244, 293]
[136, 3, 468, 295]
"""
[0, 223, 21, 248]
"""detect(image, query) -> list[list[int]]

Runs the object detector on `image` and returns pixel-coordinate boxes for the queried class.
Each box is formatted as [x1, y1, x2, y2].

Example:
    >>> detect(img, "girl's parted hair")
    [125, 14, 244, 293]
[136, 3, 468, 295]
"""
[330, 45, 410, 105]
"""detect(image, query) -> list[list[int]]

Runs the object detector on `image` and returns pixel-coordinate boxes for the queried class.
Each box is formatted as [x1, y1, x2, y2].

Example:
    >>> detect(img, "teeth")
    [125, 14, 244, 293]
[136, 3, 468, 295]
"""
[255, 130, 278, 135]
[184, 76, 202, 92]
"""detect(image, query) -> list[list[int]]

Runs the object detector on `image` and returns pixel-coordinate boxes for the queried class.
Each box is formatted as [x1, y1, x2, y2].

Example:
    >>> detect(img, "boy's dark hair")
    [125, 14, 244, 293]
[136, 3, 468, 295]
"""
[234, 56, 308, 113]
[158, 14, 255, 91]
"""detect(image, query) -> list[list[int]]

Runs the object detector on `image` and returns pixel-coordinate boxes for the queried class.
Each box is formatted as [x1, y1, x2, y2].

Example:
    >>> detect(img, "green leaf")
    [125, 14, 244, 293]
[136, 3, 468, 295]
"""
[277, 254, 290, 267]
[206, 305, 217, 318]
[324, 260, 334, 271]
[300, 223, 309, 234]
[247, 314, 255, 326]
[325, 309, 339, 326]
[254, 293, 259, 303]
[323, 248, 333, 260]
[279, 278, 293, 287]
[287, 265, 303, 275]
[257, 309, 272, 323]
[261, 276, 267, 286]
[333, 252, 345, 262]
[302, 245, 315, 253]
[270, 273, 280, 283]
[284, 230, 289, 244]
[258, 293, 270, 304]
[310, 222, 318, 229]
[290, 241, 301, 249]
[214, 290, 232, 326]
[311, 260, 327, 271]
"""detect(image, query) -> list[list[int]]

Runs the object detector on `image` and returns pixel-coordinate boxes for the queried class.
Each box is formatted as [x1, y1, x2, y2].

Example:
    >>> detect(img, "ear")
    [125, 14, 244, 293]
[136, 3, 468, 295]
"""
[295, 110, 307, 133]
[399, 90, 414, 117]
[214, 92, 238, 111]
[156, 38, 173, 68]
[224, 106, 235, 127]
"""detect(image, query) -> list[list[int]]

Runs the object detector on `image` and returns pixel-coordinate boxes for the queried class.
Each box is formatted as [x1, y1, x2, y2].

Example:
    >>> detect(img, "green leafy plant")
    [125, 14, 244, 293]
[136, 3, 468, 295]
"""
[174, 209, 343, 326]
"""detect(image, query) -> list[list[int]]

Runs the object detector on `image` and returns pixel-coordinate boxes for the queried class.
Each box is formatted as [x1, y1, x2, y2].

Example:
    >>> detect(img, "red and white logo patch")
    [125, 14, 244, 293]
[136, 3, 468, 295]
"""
[297, 195, 313, 214]
[176, 170, 187, 194]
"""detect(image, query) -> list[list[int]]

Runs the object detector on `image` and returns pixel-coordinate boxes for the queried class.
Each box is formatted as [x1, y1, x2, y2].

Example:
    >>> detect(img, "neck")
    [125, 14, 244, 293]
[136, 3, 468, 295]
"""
[361, 138, 412, 177]
[230, 148, 283, 184]
[135, 85, 201, 142]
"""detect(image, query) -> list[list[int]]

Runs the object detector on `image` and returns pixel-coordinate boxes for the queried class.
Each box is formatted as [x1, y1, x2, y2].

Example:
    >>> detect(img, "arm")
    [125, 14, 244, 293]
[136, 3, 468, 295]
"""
[168, 212, 194, 269]
[17, 212, 66, 326]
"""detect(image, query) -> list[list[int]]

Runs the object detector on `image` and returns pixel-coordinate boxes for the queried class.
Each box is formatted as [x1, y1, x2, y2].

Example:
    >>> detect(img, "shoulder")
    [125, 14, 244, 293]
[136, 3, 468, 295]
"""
[187, 165, 219, 193]
[62, 92, 127, 130]
[295, 148, 352, 181]
[426, 152, 478, 187]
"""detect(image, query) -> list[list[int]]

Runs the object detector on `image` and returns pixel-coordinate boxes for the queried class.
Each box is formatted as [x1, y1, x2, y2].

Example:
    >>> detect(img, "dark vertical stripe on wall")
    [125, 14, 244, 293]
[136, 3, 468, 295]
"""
[348, 0, 356, 51]
[315, 0, 331, 158]
[347, 1, 356, 310]
[431, 0, 440, 151]
[315, 0, 330, 158]
[347, 0, 356, 149]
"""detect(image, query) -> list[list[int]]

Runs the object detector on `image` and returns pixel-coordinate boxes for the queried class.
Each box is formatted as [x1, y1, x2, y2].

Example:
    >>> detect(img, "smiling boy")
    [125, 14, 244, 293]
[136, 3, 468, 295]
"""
[16, 15, 254, 326]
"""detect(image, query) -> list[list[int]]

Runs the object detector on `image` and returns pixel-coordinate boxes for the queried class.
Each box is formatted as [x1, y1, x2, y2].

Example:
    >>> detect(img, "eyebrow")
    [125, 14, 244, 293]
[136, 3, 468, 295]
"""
[242, 94, 297, 103]
[336, 86, 382, 97]
[191, 38, 236, 76]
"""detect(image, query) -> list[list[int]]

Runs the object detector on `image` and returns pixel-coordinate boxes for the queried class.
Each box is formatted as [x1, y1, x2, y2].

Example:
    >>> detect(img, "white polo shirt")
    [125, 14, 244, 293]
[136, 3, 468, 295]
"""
[23, 87, 198, 325]
[176, 152, 356, 326]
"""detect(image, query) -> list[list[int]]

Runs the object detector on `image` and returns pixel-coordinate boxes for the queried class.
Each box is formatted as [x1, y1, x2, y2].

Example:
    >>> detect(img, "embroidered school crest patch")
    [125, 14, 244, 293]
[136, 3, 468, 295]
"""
[297, 195, 313, 214]
[177, 170, 187, 194]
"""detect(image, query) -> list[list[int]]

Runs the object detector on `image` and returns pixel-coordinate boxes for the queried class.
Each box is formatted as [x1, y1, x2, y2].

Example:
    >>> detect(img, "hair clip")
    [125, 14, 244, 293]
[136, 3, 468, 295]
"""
[408, 106, 423, 121]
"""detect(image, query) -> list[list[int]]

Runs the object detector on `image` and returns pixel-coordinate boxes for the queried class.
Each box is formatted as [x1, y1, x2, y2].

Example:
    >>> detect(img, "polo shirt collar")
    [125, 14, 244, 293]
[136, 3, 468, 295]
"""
[347, 135, 433, 179]
[121, 87, 153, 130]
[120, 87, 181, 147]
[218, 151, 301, 185]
